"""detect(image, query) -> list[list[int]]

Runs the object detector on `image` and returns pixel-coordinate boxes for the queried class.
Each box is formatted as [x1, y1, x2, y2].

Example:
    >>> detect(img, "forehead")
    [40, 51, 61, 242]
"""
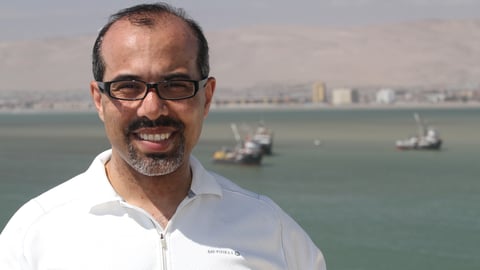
[105, 14, 196, 43]
[100, 14, 199, 76]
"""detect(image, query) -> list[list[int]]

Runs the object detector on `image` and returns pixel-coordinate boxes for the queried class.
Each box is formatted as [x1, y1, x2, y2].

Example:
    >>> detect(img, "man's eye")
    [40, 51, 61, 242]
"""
[167, 81, 190, 89]
[113, 82, 143, 91]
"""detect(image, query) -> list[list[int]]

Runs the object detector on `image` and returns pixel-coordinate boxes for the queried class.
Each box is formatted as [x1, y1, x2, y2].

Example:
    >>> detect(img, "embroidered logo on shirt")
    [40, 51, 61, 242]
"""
[207, 248, 241, 256]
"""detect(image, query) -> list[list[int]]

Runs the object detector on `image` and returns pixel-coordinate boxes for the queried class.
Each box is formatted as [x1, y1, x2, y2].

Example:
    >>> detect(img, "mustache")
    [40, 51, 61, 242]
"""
[127, 116, 184, 132]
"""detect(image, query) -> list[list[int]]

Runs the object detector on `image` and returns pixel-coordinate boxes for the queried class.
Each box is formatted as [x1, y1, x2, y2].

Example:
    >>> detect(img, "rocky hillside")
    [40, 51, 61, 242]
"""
[1, 19, 480, 95]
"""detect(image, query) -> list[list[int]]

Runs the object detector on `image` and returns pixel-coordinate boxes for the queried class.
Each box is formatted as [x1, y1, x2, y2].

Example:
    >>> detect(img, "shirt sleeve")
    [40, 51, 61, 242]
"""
[282, 212, 326, 269]
[260, 195, 327, 270]
[0, 199, 45, 270]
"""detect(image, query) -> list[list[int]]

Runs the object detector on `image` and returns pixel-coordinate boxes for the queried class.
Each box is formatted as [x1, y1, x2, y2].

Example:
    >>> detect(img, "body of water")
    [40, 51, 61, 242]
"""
[1, 107, 479, 270]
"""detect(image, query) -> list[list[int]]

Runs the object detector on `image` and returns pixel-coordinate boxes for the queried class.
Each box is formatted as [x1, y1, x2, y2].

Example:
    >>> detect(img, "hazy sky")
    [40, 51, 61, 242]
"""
[2, 0, 480, 41]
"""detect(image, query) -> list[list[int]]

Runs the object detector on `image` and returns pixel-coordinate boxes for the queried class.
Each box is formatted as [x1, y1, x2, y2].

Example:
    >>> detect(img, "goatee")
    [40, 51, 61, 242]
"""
[125, 116, 186, 176]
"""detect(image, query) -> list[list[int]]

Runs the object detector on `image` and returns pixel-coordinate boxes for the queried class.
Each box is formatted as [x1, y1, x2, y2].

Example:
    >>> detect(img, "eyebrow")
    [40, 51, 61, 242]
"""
[110, 72, 193, 82]
[163, 73, 192, 81]
[110, 74, 143, 81]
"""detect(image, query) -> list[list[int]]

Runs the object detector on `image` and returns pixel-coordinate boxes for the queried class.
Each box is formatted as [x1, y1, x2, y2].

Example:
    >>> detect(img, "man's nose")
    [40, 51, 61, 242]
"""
[137, 87, 168, 119]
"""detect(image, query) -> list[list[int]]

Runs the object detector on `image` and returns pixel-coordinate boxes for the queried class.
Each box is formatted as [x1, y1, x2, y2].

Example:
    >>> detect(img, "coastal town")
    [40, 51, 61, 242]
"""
[0, 82, 478, 112]
[2, 20, 480, 113]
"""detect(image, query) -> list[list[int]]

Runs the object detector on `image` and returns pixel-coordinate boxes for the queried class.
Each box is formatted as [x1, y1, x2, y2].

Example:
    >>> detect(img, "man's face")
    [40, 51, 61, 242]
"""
[91, 17, 214, 176]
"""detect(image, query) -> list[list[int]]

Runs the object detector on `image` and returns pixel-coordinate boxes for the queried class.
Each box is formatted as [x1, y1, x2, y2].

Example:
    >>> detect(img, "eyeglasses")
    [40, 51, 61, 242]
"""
[96, 78, 209, 101]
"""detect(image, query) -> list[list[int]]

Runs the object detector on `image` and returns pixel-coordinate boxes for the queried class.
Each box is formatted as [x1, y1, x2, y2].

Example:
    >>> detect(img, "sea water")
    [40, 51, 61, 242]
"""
[1, 107, 479, 270]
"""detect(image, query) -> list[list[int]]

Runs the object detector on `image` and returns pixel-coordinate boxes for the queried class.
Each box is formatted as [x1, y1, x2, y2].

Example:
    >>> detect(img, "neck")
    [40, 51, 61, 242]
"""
[105, 156, 192, 227]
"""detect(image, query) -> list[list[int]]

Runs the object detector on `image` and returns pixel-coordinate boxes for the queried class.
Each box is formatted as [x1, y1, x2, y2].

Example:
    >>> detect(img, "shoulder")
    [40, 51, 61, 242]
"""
[1, 172, 88, 236]
[1, 150, 111, 235]
[210, 171, 260, 199]
[209, 171, 277, 206]
[190, 155, 286, 219]
[31, 150, 113, 213]
[207, 170, 292, 224]
[207, 171, 326, 269]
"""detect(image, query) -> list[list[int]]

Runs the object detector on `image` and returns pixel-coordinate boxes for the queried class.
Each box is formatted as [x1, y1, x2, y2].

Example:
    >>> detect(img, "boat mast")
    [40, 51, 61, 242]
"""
[413, 113, 426, 137]
[230, 123, 242, 146]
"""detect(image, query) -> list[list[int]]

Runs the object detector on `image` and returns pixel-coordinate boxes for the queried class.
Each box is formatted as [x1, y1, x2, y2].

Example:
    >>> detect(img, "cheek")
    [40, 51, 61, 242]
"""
[178, 101, 206, 143]
[101, 101, 132, 138]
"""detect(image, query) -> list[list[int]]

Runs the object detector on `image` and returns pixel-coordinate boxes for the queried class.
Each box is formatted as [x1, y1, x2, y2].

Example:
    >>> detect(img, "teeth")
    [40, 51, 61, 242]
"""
[139, 133, 171, 142]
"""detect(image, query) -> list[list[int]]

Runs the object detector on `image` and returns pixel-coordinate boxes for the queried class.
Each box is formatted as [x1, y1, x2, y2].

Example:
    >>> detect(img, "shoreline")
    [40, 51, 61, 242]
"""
[0, 102, 479, 114]
[210, 102, 480, 111]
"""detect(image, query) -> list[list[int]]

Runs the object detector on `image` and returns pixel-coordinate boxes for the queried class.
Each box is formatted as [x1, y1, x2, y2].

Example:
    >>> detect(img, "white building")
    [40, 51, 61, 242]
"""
[331, 88, 358, 105]
[376, 88, 396, 104]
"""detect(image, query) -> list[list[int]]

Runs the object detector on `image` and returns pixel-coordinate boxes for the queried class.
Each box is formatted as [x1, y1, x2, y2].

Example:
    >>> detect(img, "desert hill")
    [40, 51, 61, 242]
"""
[1, 19, 480, 96]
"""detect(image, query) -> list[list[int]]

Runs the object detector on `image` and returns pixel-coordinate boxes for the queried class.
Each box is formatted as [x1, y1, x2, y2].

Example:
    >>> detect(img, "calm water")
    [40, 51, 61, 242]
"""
[1, 107, 479, 270]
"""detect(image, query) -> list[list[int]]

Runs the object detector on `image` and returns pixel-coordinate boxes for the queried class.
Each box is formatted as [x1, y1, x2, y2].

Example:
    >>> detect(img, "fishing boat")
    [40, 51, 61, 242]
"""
[251, 121, 274, 155]
[212, 123, 263, 165]
[395, 113, 442, 150]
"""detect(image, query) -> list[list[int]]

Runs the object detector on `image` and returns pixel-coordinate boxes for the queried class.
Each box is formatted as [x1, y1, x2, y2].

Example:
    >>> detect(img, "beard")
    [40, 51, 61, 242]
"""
[127, 140, 185, 176]
[124, 116, 186, 176]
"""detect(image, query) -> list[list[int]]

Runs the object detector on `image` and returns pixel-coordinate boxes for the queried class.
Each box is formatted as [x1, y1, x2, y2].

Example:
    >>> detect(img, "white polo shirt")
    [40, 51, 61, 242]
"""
[0, 150, 325, 269]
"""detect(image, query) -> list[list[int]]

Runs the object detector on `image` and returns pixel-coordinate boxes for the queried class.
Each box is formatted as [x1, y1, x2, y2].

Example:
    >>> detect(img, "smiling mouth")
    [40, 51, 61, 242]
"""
[137, 133, 172, 142]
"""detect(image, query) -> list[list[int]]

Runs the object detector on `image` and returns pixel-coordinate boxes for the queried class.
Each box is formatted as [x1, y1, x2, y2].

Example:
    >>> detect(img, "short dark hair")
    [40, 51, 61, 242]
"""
[92, 2, 209, 81]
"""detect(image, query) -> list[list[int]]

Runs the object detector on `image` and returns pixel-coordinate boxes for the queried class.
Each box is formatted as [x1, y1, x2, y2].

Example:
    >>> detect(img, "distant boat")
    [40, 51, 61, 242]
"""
[251, 121, 274, 155]
[212, 123, 263, 165]
[395, 113, 442, 150]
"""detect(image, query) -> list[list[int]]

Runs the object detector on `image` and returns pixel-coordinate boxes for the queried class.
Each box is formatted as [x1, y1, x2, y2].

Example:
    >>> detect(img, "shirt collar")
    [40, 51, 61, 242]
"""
[84, 149, 123, 205]
[85, 149, 223, 207]
[189, 155, 223, 197]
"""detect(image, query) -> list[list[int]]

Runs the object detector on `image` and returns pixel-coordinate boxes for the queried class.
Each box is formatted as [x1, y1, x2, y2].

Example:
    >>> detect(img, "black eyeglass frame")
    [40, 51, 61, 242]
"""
[96, 77, 209, 101]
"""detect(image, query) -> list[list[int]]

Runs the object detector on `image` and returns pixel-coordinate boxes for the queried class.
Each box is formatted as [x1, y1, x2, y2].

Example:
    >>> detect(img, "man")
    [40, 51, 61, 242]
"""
[0, 3, 326, 269]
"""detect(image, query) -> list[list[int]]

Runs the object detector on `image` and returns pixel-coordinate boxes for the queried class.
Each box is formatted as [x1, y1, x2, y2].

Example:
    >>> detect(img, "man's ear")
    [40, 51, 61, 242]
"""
[90, 81, 105, 122]
[203, 77, 216, 118]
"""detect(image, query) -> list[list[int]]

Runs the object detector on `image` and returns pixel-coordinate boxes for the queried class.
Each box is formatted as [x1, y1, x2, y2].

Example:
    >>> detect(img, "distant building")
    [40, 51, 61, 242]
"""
[312, 81, 327, 103]
[376, 88, 396, 104]
[425, 92, 446, 103]
[331, 88, 358, 105]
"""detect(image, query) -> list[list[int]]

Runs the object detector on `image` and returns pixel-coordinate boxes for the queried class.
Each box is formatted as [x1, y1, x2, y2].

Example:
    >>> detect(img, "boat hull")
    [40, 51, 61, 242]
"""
[212, 150, 262, 165]
[396, 140, 442, 150]
[257, 143, 273, 155]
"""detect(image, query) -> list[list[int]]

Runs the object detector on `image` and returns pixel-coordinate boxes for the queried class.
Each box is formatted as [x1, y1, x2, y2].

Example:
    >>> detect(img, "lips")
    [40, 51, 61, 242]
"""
[127, 117, 184, 152]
